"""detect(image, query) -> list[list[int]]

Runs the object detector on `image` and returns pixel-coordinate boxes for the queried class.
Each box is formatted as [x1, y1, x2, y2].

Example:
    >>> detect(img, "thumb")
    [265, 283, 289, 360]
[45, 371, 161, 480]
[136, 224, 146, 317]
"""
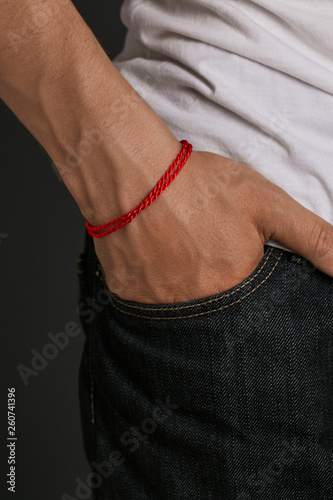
[260, 186, 333, 278]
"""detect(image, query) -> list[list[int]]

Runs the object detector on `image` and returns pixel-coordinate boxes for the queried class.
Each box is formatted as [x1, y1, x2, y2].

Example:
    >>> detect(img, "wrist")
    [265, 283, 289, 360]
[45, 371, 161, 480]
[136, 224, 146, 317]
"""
[69, 132, 183, 226]
[44, 52, 182, 224]
[0, 0, 183, 227]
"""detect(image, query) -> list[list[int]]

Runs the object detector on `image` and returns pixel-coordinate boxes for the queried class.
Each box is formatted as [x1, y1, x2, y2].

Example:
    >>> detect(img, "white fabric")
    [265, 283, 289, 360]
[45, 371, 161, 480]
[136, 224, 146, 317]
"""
[112, 0, 333, 252]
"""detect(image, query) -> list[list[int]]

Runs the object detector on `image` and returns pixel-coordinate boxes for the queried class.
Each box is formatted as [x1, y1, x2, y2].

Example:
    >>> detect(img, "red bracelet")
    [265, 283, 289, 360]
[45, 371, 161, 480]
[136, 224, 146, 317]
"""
[85, 139, 193, 238]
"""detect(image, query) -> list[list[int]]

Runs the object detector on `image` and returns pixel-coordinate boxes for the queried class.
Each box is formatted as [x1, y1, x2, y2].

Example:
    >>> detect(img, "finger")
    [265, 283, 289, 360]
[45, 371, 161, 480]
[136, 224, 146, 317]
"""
[260, 186, 333, 277]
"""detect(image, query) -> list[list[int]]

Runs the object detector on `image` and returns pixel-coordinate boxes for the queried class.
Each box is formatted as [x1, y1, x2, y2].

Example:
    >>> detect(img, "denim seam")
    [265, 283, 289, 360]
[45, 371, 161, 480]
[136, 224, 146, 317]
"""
[109, 250, 283, 320]
[111, 247, 276, 312]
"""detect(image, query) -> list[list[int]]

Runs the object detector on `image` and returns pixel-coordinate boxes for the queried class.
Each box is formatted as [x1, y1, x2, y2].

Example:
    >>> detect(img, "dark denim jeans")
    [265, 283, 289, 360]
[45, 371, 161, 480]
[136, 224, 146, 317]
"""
[77, 233, 333, 499]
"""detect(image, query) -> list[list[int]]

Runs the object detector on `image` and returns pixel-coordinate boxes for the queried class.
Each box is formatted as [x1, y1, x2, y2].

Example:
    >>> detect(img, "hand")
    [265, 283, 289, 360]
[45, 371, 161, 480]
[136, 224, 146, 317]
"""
[93, 150, 333, 304]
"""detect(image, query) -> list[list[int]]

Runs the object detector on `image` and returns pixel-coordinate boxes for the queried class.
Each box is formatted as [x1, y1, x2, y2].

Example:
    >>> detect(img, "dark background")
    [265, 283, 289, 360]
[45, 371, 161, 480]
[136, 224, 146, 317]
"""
[0, 2, 127, 498]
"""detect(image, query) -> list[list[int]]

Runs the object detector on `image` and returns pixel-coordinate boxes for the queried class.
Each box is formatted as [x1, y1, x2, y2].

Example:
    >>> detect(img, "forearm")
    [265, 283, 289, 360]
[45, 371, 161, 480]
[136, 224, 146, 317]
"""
[0, 0, 180, 223]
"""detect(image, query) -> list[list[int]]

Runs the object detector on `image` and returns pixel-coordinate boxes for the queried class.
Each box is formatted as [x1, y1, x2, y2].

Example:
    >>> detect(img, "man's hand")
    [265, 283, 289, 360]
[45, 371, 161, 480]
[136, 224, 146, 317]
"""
[93, 149, 333, 304]
[0, 0, 332, 305]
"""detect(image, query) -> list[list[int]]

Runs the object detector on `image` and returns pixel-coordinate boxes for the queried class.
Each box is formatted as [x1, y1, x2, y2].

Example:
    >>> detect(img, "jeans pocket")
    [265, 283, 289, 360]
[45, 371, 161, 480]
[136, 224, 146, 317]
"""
[98, 244, 285, 321]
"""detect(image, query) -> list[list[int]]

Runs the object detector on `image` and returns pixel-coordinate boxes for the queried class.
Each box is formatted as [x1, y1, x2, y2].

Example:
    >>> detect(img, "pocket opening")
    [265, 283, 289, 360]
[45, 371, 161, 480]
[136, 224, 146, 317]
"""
[99, 245, 285, 320]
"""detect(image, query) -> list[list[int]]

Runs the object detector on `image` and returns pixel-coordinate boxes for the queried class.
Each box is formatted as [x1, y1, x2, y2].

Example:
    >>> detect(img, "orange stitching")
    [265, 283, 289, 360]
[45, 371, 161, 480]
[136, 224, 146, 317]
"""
[110, 250, 283, 320]
[111, 247, 275, 311]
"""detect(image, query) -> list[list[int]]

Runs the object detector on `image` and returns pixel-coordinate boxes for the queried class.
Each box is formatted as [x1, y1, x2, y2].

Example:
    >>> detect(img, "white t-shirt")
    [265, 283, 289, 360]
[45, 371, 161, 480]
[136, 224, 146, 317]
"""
[112, 0, 333, 252]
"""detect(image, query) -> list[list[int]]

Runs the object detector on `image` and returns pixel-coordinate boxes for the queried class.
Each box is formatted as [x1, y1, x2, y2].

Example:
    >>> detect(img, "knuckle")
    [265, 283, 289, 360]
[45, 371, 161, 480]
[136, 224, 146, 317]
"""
[311, 222, 333, 262]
